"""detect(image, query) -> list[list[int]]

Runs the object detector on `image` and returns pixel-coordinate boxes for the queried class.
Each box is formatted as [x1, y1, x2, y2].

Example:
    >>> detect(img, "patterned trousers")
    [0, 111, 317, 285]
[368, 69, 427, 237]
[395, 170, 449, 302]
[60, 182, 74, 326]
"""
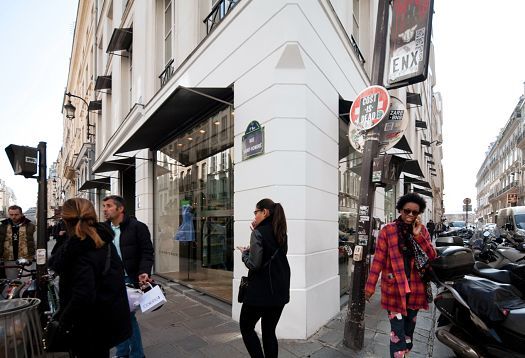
[387, 309, 419, 358]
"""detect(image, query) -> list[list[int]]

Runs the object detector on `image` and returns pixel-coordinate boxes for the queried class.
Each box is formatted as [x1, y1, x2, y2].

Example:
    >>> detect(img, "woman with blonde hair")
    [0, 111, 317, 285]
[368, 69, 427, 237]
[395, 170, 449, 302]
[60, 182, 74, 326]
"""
[49, 198, 131, 357]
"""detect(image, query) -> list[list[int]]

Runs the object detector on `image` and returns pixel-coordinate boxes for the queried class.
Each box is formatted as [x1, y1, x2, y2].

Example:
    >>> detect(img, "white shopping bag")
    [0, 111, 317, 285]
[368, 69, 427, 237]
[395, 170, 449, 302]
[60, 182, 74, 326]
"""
[139, 283, 167, 313]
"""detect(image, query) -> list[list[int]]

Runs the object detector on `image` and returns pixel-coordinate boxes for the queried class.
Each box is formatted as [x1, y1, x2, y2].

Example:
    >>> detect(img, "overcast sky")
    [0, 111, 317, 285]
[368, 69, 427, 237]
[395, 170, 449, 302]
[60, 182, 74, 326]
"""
[1, 1, 524, 215]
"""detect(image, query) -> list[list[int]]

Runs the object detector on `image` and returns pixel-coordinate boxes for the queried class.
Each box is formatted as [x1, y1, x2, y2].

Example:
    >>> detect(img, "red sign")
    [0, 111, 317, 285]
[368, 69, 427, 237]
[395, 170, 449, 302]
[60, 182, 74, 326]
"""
[350, 86, 391, 131]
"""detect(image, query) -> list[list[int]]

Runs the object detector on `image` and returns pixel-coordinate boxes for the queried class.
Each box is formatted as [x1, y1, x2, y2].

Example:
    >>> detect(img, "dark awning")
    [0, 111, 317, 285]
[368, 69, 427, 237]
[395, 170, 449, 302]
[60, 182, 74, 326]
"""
[402, 160, 425, 177]
[403, 174, 431, 188]
[413, 187, 433, 198]
[78, 177, 110, 191]
[406, 92, 422, 106]
[88, 100, 102, 111]
[92, 157, 135, 174]
[415, 120, 427, 129]
[107, 28, 133, 53]
[116, 86, 233, 154]
[392, 135, 412, 153]
[95, 75, 112, 91]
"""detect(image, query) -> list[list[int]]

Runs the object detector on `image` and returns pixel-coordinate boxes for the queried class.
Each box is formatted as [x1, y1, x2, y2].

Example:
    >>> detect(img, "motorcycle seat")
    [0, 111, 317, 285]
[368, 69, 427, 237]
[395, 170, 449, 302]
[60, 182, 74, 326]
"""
[501, 307, 525, 336]
[473, 262, 513, 284]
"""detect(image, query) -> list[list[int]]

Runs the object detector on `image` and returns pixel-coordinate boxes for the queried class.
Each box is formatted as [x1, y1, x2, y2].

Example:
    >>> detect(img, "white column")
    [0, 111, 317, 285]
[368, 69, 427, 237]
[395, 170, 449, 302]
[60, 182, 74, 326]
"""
[232, 43, 340, 339]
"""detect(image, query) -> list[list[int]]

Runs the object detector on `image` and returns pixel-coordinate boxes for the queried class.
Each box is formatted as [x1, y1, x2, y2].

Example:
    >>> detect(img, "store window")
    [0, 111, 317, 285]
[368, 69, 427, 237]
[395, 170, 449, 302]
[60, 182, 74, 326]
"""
[154, 107, 234, 302]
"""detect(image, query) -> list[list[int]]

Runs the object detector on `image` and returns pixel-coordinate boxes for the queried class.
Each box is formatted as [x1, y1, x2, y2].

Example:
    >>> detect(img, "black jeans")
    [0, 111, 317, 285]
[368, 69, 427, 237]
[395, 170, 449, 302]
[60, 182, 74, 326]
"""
[387, 309, 419, 358]
[239, 304, 285, 358]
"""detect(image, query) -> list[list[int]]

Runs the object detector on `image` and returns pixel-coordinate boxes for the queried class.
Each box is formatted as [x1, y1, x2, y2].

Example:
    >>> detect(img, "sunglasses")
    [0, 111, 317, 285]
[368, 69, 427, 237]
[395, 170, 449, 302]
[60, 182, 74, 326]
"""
[253, 209, 262, 215]
[402, 208, 419, 216]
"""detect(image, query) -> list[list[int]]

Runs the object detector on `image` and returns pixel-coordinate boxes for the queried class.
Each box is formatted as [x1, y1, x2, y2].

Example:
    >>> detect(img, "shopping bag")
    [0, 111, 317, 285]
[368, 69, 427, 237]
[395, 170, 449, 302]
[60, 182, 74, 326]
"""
[139, 283, 167, 313]
[126, 285, 143, 312]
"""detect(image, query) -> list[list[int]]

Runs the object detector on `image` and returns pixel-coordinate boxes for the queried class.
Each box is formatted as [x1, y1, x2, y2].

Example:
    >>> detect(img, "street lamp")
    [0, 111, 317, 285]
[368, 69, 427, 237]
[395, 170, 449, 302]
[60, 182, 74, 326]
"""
[64, 92, 95, 141]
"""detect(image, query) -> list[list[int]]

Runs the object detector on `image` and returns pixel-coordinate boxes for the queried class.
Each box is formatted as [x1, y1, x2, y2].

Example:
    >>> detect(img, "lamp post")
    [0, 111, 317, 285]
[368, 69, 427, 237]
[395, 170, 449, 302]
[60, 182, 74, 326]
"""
[64, 92, 95, 141]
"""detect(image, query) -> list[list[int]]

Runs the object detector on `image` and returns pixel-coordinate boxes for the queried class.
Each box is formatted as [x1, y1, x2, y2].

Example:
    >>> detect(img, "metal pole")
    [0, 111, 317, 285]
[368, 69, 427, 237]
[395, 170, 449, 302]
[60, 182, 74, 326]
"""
[343, 0, 390, 350]
[36, 142, 48, 310]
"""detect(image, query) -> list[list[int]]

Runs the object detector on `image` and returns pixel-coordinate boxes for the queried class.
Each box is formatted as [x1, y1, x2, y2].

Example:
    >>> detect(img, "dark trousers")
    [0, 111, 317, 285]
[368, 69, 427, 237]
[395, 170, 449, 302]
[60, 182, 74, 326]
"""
[387, 309, 418, 358]
[239, 304, 285, 358]
[72, 347, 109, 358]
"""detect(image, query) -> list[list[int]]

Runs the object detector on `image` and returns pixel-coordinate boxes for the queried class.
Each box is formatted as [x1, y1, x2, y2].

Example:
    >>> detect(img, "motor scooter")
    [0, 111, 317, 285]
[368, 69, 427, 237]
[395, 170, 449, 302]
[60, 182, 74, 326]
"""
[431, 246, 525, 358]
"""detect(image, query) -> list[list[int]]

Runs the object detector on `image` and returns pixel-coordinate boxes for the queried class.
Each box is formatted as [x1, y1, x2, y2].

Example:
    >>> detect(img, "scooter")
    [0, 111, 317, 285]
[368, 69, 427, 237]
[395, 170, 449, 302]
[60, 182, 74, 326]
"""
[431, 246, 525, 358]
[476, 232, 525, 268]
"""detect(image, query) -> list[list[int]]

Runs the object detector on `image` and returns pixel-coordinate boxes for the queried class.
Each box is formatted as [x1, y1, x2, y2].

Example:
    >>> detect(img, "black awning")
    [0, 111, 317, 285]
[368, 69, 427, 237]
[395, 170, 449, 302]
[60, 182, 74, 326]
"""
[407, 92, 422, 106]
[88, 100, 102, 111]
[107, 28, 133, 53]
[415, 120, 427, 129]
[424, 152, 433, 158]
[79, 177, 110, 191]
[414, 187, 433, 198]
[403, 174, 431, 188]
[421, 139, 431, 146]
[116, 86, 233, 154]
[393, 135, 412, 153]
[92, 157, 135, 174]
[95, 75, 112, 90]
[402, 160, 425, 177]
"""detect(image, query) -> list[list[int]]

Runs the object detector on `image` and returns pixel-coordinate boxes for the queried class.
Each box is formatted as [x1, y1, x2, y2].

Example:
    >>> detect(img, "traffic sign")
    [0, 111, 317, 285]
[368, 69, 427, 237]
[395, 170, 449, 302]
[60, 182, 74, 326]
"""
[463, 198, 471, 205]
[349, 85, 391, 131]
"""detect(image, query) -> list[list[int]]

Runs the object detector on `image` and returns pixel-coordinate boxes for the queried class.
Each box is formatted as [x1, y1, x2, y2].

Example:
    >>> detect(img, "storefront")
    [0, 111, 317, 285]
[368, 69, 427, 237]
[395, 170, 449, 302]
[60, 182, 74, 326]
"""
[154, 106, 234, 302]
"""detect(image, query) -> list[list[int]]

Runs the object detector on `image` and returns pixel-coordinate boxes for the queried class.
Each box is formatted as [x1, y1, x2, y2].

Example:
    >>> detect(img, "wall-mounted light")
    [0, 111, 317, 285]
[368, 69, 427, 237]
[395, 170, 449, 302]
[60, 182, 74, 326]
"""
[63, 92, 95, 141]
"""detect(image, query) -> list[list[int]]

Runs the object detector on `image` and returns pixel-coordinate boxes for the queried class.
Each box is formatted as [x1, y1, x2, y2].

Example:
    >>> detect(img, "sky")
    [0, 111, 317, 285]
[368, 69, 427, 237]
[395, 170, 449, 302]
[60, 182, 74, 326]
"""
[1, 1, 525, 215]
[0, 1, 77, 211]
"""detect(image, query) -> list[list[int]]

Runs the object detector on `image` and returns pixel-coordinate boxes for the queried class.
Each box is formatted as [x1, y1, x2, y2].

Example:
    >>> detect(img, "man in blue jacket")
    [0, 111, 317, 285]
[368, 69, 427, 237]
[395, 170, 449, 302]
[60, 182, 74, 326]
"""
[103, 195, 154, 358]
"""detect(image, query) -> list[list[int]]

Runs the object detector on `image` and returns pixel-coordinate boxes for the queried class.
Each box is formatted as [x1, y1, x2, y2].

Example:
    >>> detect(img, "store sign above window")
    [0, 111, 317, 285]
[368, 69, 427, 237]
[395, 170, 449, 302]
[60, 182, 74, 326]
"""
[242, 121, 265, 160]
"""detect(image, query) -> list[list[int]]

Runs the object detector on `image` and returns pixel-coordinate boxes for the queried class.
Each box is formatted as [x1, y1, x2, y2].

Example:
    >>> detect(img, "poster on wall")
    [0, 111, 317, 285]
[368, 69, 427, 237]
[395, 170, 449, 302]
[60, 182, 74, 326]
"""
[387, 0, 434, 89]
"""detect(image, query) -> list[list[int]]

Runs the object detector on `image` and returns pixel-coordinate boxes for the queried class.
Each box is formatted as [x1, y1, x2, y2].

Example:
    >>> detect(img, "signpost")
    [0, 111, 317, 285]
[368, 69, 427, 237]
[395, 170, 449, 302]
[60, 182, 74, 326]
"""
[463, 198, 471, 225]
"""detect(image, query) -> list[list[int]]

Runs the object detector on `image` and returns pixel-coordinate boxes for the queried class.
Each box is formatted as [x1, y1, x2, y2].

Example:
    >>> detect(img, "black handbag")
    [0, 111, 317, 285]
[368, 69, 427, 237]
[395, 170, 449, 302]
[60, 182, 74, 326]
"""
[238, 276, 249, 303]
[43, 315, 72, 352]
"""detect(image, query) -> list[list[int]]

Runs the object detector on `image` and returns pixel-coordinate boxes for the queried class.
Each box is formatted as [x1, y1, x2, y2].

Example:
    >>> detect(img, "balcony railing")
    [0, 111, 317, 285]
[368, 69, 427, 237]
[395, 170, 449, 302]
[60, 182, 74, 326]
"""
[159, 59, 175, 89]
[204, 0, 240, 35]
[350, 35, 366, 65]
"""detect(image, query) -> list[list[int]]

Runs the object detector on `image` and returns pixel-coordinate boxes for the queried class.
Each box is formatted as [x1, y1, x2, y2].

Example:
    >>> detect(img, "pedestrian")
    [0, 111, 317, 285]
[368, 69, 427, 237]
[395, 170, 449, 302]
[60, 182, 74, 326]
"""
[426, 219, 435, 239]
[237, 198, 291, 358]
[0, 205, 36, 279]
[102, 195, 154, 358]
[48, 198, 131, 358]
[364, 193, 437, 358]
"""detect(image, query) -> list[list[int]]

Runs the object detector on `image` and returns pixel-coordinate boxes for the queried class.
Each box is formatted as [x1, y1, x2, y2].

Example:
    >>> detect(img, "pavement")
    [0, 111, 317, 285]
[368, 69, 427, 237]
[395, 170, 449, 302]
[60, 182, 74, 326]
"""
[131, 276, 456, 358]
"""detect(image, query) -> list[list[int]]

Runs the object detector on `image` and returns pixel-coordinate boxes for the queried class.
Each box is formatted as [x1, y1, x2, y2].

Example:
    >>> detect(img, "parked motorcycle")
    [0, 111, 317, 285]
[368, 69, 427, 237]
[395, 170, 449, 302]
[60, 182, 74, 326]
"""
[476, 233, 525, 268]
[431, 246, 525, 357]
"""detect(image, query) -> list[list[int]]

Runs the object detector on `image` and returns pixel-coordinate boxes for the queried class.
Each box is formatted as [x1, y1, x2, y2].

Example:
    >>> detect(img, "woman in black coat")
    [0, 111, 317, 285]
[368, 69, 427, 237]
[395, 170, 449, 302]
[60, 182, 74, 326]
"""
[238, 198, 291, 358]
[49, 198, 131, 358]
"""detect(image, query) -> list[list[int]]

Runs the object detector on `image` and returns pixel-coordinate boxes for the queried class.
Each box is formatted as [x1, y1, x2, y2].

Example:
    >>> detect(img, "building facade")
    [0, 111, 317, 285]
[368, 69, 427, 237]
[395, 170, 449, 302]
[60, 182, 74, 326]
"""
[58, 0, 443, 339]
[476, 85, 525, 223]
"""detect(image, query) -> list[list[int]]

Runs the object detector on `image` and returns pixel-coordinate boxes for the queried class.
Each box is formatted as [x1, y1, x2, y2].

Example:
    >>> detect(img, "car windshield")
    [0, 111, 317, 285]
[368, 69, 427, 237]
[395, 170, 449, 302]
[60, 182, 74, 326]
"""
[449, 221, 466, 228]
[515, 214, 525, 229]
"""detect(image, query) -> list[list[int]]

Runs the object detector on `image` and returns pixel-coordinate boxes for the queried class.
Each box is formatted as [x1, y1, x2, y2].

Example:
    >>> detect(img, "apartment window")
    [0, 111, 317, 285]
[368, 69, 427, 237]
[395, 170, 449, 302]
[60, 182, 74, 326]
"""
[352, 0, 360, 44]
[164, 0, 173, 65]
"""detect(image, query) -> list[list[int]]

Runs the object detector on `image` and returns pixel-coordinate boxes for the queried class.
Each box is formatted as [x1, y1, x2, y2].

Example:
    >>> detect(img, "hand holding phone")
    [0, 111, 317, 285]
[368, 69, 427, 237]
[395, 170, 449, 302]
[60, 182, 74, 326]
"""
[413, 217, 422, 236]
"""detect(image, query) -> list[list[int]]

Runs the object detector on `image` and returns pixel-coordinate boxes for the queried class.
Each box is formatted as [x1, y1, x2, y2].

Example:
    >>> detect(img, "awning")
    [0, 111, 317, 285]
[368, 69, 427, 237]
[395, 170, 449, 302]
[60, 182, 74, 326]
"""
[116, 86, 233, 154]
[406, 92, 422, 106]
[107, 28, 133, 53]
[415, 120, 427, 129]
[95, 75, 112, 91]
[403, 174, 431, 188]
[392, 135, 412, 153]
[78, 177, 110, 191]
[88, 100, 102, 111]
[401, 159, 425, 177]
[413, 187, 433, 198]
[92, 157, 135, 174]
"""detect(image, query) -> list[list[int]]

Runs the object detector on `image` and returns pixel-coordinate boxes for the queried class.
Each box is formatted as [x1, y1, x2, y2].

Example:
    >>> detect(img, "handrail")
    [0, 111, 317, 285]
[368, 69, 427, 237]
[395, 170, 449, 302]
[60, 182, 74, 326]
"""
[203, 0, 240, 35]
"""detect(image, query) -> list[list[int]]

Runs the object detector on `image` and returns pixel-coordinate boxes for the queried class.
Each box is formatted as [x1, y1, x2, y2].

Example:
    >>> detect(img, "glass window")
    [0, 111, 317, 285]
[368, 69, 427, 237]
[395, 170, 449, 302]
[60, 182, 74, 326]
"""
[154, 106, 234, 302]
[164, 0, 173, 65]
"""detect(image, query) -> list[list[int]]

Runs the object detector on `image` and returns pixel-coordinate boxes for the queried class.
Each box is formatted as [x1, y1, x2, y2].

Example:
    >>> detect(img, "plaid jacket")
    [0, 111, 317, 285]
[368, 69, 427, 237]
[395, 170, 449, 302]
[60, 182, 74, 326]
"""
[365, 222, 437, 315]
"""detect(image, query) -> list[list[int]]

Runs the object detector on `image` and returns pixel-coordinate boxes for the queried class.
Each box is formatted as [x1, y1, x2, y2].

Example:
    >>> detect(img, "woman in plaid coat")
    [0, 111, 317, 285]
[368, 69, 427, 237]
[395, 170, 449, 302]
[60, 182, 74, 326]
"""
[365, 193, 437, 358]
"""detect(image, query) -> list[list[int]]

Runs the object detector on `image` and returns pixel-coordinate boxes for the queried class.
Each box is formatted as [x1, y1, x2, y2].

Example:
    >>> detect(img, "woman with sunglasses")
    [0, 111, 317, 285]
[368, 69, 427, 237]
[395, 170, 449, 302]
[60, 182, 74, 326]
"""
[364, 193, 437, 358]
[237, 198, 291, 358]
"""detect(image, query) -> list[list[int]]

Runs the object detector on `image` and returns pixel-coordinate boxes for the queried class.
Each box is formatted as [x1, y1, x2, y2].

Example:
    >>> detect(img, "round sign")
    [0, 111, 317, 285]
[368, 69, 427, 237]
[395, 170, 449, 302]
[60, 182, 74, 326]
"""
[348, 96, 408, 154]
[350, 85, 391, 131]
[463, 198, 471, 205]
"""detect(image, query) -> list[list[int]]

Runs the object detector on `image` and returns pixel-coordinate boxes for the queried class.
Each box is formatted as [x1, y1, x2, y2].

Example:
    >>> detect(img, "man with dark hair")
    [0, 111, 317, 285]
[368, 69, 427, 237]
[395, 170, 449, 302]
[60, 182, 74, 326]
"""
[426, 219, 435, 239]
[103, 195, 154, 358]
[0, 205, 36, 278]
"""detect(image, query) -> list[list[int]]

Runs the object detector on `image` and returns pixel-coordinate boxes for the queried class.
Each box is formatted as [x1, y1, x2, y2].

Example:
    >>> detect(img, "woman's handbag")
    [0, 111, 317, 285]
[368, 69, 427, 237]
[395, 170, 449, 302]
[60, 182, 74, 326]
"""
[238, 276, 249, 303]
[43, 312, 72, 352]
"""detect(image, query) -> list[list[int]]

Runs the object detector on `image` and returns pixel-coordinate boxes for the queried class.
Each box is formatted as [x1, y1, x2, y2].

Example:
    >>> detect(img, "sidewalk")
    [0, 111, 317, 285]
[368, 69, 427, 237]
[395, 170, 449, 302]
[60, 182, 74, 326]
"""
[134, 276, 455, 358]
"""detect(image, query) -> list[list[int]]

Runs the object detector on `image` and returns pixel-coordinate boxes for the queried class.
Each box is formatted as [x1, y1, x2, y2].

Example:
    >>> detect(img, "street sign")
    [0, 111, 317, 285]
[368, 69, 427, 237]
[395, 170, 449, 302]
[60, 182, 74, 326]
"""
[463, 204, 472, 212]
[349, 85, 390, 131]
[348, 96, 408, 153]
[463, 198, 471, 205]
